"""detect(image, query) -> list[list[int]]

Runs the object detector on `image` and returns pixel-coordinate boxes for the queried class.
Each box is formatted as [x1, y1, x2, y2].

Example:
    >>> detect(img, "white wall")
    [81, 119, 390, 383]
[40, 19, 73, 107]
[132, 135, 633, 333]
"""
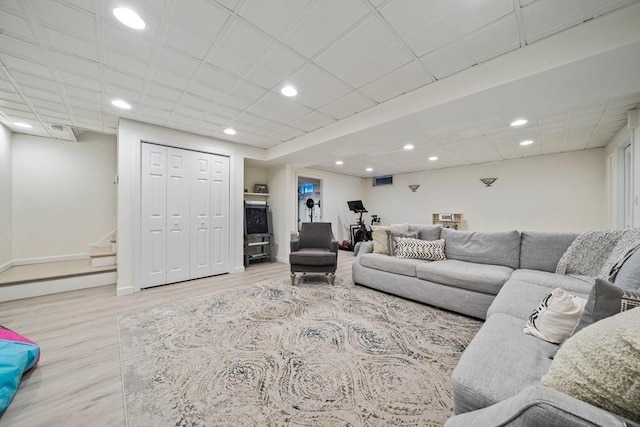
[363, 149, 607, 232]
[0, 124, 12, 270]
[11, 132, 117, 260]
[117, 119, 264, 295]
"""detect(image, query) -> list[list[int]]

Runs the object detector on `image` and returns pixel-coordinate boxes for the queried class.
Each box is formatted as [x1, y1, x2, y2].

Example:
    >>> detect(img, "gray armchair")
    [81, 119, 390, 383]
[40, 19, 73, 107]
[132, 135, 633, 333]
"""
[289, 222, 338, 286]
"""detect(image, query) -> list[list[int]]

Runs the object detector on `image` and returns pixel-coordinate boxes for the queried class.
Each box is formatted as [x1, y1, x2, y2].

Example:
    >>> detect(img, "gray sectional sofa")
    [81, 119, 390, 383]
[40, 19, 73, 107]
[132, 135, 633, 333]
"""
[352, 225, 640, 426]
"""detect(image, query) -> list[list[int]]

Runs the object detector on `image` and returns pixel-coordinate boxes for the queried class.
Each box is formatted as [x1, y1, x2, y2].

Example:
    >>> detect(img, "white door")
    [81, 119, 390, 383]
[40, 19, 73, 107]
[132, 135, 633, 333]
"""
[141, 144, 167, 288]
[190, 152, 212, 279]
[211, 155, 230, 274]
[166, 148, 191, 283]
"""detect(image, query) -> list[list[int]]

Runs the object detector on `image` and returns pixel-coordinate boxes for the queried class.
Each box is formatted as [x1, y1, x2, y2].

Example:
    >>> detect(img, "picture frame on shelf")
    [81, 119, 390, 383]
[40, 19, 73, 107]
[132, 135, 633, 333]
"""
[254, 184, 268, 194]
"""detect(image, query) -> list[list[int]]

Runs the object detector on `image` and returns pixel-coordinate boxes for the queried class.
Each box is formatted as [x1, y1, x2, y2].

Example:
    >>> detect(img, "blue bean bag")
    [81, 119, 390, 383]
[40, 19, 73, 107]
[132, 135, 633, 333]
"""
[0, 325, 40, 413]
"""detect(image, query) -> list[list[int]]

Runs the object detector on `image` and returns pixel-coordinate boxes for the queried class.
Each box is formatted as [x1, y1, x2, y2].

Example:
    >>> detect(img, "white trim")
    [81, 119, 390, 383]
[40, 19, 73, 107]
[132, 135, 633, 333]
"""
[12, 253, 88, 266]
[0, 272, 116, 302]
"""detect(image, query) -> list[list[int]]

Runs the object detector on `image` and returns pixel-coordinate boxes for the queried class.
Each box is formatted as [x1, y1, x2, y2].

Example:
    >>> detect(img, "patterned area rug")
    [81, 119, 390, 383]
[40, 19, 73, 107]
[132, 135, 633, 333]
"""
[118, 276, 482, 426]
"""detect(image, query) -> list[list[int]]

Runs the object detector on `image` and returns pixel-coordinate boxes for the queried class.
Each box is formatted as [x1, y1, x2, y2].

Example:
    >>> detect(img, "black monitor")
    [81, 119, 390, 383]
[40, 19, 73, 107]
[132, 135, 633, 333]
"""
[347, 200, 367, 213]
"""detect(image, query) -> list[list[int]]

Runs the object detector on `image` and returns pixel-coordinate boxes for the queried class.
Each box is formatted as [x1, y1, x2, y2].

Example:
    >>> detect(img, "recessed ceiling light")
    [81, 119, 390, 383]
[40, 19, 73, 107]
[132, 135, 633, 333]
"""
[223, 128, 236, 135]
[403, 144, 414, 150]
[13, 122, 32, 128]
[281, 85, 297, 97]
[429, 156, 438, 161]
[335, 160, 344, 165]
[520, 140, 534, 146]
[365, 167, 373, 172]
[112, 99, 131, 109]
[510, 118, 528, 127]
[113, 7, 146, 30]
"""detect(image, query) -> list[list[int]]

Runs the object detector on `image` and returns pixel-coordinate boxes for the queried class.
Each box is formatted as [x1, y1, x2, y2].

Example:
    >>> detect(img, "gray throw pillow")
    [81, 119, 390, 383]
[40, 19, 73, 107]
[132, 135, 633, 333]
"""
[572, 278, 640, 336]
[386, 230, 418, 256]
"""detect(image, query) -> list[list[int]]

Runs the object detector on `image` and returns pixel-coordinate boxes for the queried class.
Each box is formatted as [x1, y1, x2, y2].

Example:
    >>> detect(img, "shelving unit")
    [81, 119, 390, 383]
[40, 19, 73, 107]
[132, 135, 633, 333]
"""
[432, 213, 463, 230]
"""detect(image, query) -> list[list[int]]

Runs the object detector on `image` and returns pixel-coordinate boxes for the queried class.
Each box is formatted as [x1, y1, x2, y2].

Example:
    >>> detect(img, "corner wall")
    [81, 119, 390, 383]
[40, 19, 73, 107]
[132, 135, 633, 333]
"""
[0, 124, 12, 270]
[11, 132, 117, 261]
[363, 149, 606, 232]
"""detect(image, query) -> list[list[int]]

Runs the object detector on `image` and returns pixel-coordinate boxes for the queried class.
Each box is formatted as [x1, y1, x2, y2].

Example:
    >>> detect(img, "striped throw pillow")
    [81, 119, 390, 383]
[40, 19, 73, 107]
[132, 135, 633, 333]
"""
[394, 237, 446, 261]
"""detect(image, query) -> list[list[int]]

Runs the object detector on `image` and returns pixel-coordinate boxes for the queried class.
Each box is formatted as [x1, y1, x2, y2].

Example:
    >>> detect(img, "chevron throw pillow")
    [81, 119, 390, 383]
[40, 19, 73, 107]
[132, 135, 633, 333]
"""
[394, 237, 446, 261]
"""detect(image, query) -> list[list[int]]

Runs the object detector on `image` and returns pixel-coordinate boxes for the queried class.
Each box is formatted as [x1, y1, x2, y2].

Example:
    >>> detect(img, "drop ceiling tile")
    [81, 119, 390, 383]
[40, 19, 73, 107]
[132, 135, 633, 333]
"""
[105, 69, 145, 92]
[50, 51, 100, 78]
[147, 83, 183, 102]
[104, 49, 148, 77]
[197, 65, 237, 93]
[289, 111, 336, 132]
[0, 10, 36, 41]
[315, 16, 398, 78]
[171, 0, 229, 40]
[34, 1, 96, 40]
[157, 48, 201, 77]
[360, 61, 433, 103]
[220, 19, 272, 63]
[341, 43, 413, 88]
[420, 41, 470, 79]
[461, 14, 519, 64]
[186, 82, 223, 104]
[40, 27, 98, 62]
[318, 91, 376, 120]
[522, 0, 588, 44]
[0, 34, 45, 62]
[153, 68, 190, 91]
[240, 0, 310, 38]
[0, 53, 51, 79]
[164, 23, 212, 60]
[103, 24, 153, 63]
[245, 45, 306, 89]
[283, 0, 369, 58]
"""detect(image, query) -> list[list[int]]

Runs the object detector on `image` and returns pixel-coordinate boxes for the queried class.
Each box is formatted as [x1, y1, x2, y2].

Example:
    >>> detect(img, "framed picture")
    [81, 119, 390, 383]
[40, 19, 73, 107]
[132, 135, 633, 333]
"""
[254, 184, 268, 194]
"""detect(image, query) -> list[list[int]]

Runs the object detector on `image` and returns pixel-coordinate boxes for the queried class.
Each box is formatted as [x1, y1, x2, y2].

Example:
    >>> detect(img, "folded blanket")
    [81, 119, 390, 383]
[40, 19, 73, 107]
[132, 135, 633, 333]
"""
[0, 325, 40, 413]
[556, 229, 640, 284]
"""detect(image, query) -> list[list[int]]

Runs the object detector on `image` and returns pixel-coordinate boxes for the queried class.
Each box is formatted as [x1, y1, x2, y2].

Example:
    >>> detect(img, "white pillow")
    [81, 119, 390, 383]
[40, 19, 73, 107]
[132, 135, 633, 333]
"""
[523, 288, 586, 344]
[394, 238, 446, 261]
[371, 224, 409, 254]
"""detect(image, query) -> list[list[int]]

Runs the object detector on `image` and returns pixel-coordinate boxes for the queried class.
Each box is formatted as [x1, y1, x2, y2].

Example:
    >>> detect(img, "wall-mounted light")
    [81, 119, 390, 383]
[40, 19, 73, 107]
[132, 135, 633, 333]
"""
[408, 184, 420, 192]
[480, 178, 497, 187]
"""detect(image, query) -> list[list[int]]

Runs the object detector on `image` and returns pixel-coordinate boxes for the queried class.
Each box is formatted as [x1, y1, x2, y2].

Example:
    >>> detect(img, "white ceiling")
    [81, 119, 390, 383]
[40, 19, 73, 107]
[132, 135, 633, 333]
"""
[1, 0, 639, 177]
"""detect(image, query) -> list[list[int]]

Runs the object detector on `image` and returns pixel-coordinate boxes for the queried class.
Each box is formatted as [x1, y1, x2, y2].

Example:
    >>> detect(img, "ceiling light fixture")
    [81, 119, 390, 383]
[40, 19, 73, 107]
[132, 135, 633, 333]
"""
[510, 118, 528, 127]
[429, 156, 438, 161]
[335, 160, 344, 165]
[112, 99, 131, 109]
[403, 144, 414, 150]
[113, 7, 146, 30]
[223, 128, 236, 135]
[365, 167, 373, 172]
[520, 140, 534, 146]
[281, 85, 297, 97]
[13, 122, 32, 128]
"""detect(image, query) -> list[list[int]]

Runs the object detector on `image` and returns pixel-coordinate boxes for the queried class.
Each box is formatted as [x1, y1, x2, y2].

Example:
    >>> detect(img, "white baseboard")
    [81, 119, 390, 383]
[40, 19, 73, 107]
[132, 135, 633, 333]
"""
[12, 253, 88, 266]
[0, 272, 117, 302]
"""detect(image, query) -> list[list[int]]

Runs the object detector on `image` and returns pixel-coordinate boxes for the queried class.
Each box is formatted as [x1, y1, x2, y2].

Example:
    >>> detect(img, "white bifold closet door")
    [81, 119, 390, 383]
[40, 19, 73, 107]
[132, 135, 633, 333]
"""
[141, 143, 229, 288]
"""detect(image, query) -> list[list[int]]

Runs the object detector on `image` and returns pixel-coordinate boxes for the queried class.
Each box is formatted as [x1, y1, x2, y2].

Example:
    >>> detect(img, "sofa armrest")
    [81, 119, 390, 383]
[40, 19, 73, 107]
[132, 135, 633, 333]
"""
[444, 385, 631, 427]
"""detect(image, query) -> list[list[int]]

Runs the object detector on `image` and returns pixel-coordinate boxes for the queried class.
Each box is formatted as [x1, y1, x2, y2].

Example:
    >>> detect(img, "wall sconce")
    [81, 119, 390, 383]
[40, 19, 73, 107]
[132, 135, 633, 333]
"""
[408, 184, 420, 192]
[480, 178, 497, 187]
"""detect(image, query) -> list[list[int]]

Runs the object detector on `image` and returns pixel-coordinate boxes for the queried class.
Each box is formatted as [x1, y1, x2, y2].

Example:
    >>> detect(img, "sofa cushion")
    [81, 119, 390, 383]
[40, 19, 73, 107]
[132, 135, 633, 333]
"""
[441, 228, 521, 269]
[542, 308, 640, 422]
[452, 313, 556, 414]
[289, 249, 336, 266]
[408, 224, 442, 241]
[359, 253, 423, 277]
[613, 247, 640, 290]
[520, 231, 578, 273]
[415, 259, 513, 295]
[510, 269, 593, 294]
[487, 280, 590, 320]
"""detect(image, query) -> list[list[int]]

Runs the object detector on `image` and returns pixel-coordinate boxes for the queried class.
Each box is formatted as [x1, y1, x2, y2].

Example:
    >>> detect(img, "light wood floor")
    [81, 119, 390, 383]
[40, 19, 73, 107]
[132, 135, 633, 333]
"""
[0, 251, 356, 426]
